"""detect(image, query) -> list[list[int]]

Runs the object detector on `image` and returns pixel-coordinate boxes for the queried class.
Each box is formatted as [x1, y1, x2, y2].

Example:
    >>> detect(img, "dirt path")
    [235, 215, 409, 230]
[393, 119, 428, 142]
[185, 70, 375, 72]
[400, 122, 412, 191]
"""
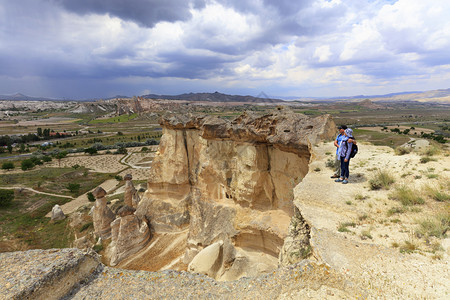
[44, 179, 119, 217]
[0, 186, 74, 199]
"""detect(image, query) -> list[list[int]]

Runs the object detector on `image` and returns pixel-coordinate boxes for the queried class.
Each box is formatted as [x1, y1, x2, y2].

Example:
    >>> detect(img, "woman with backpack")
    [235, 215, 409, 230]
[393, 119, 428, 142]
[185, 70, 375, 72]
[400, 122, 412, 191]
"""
[335, 128, 355, 184]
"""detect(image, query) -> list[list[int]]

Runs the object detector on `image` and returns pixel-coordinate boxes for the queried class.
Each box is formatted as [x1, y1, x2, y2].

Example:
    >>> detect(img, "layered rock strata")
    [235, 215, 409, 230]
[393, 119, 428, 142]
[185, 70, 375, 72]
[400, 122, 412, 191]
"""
[132, 109, 335, 280]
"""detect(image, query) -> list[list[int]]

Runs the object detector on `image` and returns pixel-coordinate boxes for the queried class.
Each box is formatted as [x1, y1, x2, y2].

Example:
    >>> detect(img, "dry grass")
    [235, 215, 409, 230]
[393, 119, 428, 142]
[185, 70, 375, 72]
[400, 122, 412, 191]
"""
[424, 184, 450, 202]
[394, 147, 412, 155]
[389, 185, 424, 206]
[338, 222, 356, 233]
[368, 170, 395, 190]
[416, 213, 449, 239]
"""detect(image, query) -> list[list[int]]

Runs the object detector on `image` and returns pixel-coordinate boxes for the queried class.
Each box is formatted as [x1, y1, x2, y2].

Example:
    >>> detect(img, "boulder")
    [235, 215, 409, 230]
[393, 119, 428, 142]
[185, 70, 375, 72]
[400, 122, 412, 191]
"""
[188, 241, 223, 277]
[51, 204, 65, 221]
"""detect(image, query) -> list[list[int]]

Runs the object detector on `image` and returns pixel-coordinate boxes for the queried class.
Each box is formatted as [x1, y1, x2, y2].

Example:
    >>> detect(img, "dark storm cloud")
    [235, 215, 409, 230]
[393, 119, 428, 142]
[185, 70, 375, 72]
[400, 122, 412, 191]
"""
[1, 0, 450, 99]
[55, 0, 206, 27]
[159, 51, 237, 79]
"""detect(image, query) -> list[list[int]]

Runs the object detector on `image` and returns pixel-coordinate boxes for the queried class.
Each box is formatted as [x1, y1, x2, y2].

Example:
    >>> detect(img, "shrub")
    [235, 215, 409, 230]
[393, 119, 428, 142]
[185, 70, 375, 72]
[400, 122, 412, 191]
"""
[87, 192, 95, 202]
[387, 206, 405, 216]
[0, 189, 14, 208]
[115, 175, 123, 181]
[369, 170, 395, 190]
[93, 244, 103, 252]
[416, 214, 449, 239]
[430, 190, 449, 202]
[325, 158, 334, 169]
[145, 139, 159, 145]
[84, 147, 98, 155]
[360, 230, 373, 240]
[21, 159, 35, 171]
[42, 155, 52, 162]
[394, 147, 411, 155]
[2, 161, 15, 170]
[400, 240, 418, 254]
[417, 212, 450, 238]
[422, 145, 441, 157]
[141, 147, 149, 152]
[30, 156, 43, 165]
[80, 222, 93, 232]
[338, 222, 356, 233]
[72, 164, 81, 169]
[420, 156, 435, 164]
[67, 183, 80, 193]
[115, 147, 127, 155]
[389, 185, 424, 206]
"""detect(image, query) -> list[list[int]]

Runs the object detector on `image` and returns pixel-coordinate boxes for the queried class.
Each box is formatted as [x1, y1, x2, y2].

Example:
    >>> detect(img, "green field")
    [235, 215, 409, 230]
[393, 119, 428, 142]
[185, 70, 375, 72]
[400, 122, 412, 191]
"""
[89, 113, 138, 124]
[0, 191, 73, 252]
[0, 167, 115, 196]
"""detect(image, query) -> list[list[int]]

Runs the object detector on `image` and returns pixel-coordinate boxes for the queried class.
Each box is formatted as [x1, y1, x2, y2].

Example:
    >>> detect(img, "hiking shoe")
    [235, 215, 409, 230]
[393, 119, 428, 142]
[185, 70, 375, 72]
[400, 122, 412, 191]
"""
[330, 174, 339, 178]
[342, 180, 348, 184]
[335, 178, 343, 182]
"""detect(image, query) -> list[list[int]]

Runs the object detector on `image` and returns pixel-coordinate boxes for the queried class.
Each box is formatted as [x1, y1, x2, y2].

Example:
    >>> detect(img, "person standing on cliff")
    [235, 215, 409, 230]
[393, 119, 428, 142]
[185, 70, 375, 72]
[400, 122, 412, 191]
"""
[331, 125, 347, 178]
[335, 128, 354, 184]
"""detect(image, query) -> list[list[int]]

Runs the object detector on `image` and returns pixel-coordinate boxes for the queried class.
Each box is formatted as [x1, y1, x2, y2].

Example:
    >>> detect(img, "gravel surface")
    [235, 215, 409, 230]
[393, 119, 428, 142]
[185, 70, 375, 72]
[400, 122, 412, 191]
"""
[0, 248, 100, 300]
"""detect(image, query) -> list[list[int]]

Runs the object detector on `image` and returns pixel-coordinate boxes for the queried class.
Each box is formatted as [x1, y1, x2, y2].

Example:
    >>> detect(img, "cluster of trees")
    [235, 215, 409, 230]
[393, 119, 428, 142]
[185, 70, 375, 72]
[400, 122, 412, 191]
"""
[1, 150, 69, 171]
[420, 133, 447, 143]
[390, 128, 411, 135]
[20, 153, 58, 170]
[387, 126, 447, 143]
[0, 128, 72, 150]
[0, 134, 37, 147]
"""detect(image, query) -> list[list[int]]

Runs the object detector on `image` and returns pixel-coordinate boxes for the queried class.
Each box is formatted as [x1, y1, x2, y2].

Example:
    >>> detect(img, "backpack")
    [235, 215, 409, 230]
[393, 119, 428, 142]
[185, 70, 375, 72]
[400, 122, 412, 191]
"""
[345, 139, 358, 158]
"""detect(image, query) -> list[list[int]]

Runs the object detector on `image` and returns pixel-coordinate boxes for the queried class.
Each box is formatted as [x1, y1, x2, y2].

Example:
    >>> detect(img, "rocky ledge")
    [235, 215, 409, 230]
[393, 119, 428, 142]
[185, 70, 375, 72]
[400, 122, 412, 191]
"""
[160, 108, 335, 156]
[0, 248, 359, 299]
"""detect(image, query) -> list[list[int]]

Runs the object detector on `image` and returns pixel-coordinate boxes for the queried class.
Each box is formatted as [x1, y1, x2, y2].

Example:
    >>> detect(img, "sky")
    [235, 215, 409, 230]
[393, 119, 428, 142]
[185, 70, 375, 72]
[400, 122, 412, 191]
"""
[1, 0, 450, 99]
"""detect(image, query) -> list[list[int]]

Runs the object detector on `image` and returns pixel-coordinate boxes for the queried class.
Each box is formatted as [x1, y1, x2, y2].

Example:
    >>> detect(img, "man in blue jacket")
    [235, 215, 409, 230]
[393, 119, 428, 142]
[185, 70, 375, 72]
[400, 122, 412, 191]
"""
[331, 125, 347, 178]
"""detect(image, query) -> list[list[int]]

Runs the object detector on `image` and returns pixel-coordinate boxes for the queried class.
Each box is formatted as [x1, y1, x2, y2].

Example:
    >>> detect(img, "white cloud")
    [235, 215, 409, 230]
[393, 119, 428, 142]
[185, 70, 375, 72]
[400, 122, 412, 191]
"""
[313, 45, 332, 62]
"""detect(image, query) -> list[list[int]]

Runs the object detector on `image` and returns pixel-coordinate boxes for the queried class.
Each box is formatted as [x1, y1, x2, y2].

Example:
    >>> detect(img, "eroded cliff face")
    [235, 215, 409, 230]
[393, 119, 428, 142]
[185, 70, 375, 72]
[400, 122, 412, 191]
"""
[131, 109, 335, 280]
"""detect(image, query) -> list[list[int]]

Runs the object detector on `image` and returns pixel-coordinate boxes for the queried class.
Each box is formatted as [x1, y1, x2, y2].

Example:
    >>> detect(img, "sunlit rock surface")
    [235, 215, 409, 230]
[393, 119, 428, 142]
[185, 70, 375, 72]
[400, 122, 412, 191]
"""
[132, 109, 335, 280]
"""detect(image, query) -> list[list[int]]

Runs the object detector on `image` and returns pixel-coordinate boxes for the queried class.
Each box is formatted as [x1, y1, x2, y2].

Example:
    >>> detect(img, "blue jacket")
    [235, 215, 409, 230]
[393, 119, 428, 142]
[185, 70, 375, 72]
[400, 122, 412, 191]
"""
[335, 134, 345, 155]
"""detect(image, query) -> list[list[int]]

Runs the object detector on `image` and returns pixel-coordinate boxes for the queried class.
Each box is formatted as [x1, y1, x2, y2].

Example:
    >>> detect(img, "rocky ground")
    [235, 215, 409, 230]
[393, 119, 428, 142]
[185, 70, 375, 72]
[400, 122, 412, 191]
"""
[297, 140, 449, 298]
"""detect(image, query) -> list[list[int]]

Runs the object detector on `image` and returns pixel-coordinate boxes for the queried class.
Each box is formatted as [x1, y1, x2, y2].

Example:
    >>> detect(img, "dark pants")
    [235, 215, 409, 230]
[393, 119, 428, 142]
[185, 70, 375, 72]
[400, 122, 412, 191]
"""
[340, 157, 350, 179]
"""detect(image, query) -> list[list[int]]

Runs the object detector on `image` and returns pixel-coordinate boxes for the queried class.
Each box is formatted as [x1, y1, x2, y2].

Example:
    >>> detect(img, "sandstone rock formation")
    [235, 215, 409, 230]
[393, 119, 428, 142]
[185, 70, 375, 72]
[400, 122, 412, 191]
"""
[108, 206, 151, 266]
[51, 204, 65, 221]
[124, 174, 140, 208]
[92, 187, 115, 239]
[131, 109, 335, 280]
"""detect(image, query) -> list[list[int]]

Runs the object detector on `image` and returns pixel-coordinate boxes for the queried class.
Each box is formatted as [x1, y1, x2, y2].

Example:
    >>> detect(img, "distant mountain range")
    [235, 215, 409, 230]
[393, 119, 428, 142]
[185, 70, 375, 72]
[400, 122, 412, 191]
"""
[141, 91, 283, 103]
[0, 93, 81, 102]
[1, 88, 449, 104]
